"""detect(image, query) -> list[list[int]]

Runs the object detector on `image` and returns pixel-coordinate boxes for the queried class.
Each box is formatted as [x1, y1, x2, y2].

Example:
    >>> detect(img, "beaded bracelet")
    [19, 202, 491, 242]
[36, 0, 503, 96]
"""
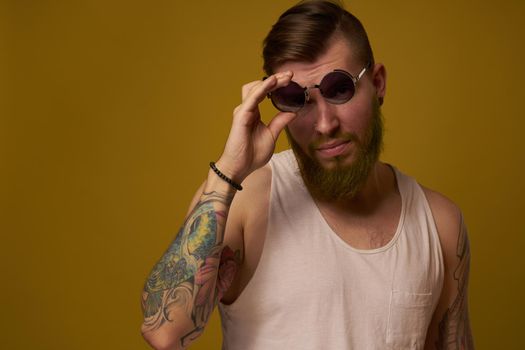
[209, 162, 243, 191]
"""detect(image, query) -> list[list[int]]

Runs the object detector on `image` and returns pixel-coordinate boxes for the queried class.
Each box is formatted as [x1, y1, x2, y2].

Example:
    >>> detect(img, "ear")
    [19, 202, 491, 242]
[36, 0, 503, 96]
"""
[371, 63, 386, 105]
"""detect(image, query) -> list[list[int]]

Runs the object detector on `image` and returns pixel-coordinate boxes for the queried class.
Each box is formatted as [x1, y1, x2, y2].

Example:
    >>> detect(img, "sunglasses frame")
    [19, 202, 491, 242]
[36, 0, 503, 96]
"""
[266, 62, 371, 113]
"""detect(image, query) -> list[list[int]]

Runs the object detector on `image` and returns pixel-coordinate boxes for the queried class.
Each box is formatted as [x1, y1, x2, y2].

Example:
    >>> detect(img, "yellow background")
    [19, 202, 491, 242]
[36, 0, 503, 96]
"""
[2, 0, 524, 349]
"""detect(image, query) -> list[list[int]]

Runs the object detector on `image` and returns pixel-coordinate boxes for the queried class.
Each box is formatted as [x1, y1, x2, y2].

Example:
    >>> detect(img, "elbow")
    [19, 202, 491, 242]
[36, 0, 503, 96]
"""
[140, 304, 199, 349]
[141, 325, 182, 350]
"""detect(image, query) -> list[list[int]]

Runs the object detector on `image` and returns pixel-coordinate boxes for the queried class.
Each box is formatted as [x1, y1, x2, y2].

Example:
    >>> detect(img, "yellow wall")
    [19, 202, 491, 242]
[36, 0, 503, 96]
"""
[2, 0, 524, 349]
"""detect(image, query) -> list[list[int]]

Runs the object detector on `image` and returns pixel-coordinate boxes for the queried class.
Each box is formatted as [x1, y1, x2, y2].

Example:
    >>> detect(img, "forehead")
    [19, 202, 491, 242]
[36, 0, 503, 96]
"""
[274, 38, 359, 85]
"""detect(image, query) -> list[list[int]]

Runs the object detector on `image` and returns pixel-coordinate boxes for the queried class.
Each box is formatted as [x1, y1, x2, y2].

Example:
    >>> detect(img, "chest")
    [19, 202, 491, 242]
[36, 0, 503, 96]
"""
[223, 221, 438, 350]
[317, 194, 402, 250]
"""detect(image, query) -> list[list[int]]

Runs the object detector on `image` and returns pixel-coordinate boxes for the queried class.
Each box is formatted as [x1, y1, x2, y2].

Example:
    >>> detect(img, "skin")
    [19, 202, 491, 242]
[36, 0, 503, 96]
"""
[141, 36, 473, 349]
[141, 60, 297, 350]
[281, 39, 380, 172]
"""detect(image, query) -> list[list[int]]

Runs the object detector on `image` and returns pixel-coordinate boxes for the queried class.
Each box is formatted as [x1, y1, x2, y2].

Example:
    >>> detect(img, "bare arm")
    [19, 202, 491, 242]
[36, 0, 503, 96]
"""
[140, 71, 297, 350]
[141, 178, 236, 349]
[424, 190, 474, 349]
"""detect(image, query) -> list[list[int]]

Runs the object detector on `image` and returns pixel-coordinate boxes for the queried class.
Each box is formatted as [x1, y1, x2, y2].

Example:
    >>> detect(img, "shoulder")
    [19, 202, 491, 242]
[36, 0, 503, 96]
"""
[226, 163, 273, 234]
[420, 185, 466, 267]
[421, 186, 462, 236]
[234, 164, 272, 213]
[230, 149, 294, 221]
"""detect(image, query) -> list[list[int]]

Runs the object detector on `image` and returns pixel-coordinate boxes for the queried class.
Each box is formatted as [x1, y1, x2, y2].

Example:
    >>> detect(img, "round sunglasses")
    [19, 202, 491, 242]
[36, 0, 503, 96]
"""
[266, 62, 370, 113]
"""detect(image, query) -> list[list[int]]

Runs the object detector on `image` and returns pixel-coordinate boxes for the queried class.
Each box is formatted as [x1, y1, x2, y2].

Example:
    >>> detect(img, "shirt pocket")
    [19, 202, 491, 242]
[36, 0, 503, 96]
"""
[386, 289, 433, 349]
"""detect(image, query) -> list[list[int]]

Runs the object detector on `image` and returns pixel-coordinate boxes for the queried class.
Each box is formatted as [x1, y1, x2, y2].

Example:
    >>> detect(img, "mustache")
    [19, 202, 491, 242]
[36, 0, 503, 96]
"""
[309, 132, 358, 150]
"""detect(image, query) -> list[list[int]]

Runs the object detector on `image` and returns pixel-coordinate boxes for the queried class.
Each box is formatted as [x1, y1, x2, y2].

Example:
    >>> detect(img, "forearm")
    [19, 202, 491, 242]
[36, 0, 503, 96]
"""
[141, 171, 236, 349]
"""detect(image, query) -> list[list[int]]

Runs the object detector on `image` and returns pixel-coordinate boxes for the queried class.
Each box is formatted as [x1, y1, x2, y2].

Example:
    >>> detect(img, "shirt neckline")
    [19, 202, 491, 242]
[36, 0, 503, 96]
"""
[284, 150, 406, 254]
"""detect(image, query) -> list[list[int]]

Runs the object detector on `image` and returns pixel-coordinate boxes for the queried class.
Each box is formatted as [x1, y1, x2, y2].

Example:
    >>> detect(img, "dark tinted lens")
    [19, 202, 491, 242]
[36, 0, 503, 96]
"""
[270, 82, 305, 112]
[319, 71, 355, 104]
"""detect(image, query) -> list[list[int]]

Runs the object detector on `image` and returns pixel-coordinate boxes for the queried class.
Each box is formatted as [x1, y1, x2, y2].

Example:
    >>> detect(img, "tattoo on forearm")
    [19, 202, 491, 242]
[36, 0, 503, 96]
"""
[436, 217, 474, 349]
[141, 191, 240, 347]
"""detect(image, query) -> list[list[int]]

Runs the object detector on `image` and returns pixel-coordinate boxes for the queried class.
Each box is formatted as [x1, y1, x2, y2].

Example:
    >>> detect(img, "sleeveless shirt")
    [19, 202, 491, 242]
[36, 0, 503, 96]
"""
[219, 150, 444, 350]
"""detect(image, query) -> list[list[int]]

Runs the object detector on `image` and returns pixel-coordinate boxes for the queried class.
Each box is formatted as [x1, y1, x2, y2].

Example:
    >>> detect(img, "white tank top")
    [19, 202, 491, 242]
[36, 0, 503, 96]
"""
[219, 150, 444, 350]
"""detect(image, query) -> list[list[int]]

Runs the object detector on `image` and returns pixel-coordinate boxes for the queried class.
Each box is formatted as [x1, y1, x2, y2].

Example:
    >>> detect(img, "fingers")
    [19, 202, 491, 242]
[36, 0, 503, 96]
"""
[239, 71, 293, 113]
[267, 111, 297, 141]
[241, 81, 261, 100]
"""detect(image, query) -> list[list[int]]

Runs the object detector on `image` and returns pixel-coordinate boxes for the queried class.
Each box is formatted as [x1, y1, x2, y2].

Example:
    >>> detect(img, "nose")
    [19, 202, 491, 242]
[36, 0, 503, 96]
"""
[309, 90, 340, 136]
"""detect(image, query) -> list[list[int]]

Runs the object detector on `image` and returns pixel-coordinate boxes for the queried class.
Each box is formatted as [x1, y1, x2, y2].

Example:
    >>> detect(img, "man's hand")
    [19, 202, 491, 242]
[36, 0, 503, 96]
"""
[216, 71, 297, 184]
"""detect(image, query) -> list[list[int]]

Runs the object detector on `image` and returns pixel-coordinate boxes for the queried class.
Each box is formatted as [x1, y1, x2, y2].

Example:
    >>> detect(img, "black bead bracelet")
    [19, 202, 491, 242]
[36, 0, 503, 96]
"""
[209, 162, 243, 191]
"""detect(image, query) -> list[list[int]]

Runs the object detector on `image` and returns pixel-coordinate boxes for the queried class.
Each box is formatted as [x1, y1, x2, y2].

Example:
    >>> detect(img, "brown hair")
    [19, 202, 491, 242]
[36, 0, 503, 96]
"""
[262, 0, 374, 74]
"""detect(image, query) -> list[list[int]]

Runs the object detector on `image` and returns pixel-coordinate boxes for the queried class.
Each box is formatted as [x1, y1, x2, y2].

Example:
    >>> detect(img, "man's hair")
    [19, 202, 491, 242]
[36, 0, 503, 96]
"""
[262, 0, 374, 74]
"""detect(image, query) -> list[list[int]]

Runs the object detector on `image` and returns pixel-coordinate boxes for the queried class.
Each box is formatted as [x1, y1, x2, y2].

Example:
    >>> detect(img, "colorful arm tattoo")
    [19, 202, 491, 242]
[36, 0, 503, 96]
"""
[141, 191, 240, 347]
[435, 218, 474, 349]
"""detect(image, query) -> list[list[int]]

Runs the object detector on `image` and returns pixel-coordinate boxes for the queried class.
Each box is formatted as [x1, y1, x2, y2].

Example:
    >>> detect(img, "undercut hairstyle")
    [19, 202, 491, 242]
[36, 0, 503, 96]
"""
[263, 0, 374, 75]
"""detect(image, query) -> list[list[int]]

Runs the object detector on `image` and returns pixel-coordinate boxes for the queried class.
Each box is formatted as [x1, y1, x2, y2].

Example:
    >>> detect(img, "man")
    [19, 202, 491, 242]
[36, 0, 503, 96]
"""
[141, 1, 474, 349]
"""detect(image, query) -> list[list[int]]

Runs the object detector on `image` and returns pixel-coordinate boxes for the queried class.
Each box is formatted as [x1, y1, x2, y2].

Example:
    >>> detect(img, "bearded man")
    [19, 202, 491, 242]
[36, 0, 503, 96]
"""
[141, 1, 474, 349]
